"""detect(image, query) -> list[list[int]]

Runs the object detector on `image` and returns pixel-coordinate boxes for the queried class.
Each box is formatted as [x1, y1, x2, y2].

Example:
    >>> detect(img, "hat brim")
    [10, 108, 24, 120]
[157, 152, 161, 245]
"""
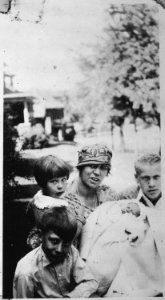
[77, 160, 110, 167]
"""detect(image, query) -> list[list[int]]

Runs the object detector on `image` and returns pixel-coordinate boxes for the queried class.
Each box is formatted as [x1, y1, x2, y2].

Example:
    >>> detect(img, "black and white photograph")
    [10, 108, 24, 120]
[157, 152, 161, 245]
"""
[1, 0, 165, 298]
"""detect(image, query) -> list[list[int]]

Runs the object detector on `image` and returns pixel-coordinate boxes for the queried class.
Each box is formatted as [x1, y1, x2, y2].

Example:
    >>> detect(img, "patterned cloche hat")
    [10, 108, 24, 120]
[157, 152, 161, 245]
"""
[77, 144, 112, 167]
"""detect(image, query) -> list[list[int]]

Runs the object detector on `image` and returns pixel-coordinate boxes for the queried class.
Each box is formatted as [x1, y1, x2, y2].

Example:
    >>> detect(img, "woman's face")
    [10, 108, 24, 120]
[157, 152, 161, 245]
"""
[80, 164, 109, 189]
[43, 176, 68, 198]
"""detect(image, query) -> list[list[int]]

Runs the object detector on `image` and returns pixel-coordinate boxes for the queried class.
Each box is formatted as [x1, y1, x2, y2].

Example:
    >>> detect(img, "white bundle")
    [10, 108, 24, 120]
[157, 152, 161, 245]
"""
[33, 190, 68, 209]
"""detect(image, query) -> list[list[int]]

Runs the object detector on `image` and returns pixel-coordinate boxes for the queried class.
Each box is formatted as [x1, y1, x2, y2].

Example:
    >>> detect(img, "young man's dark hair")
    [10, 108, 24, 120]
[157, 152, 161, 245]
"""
[40, 206, 77, 242]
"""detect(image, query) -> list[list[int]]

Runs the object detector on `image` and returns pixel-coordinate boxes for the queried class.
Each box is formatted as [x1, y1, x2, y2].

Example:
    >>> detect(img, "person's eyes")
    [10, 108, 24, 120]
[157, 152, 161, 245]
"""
[49, 239, 59, 245]
[62, 177, 67, 182]
[100, 166, 109, 171]
[89, 165, 108, 171]
[49, 178, 58, 184]
[154, 175, 160, 180]
[63, 242, 71, 248]
[52, 181, 58, 185]
[90, 165, 97, 169]
[141, 177, 149, 181]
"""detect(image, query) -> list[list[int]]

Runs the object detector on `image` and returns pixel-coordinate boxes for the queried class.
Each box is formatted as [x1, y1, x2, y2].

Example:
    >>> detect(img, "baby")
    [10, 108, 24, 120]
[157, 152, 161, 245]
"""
[120, 201, 148, 246]
[121, 201, 140, 217]
[80, 200, 162, 297]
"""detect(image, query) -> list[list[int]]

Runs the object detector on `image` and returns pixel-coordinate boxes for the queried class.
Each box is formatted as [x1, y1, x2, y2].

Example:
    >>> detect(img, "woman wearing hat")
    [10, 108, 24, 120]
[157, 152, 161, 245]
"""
[64, 143, 118, 246]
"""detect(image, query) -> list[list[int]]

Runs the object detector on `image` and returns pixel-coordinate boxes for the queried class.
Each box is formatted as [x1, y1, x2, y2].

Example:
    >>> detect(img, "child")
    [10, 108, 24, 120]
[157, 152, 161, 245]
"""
[27, 155, 71, 249]
[13, 206, 98, 298]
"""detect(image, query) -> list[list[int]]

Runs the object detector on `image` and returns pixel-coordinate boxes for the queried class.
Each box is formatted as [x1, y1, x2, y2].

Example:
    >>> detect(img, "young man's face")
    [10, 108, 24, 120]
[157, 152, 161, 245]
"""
[43, 176, 68, 198]
[80, 164, 109, 189]
[42, 231, 71, 263]
[136, 162, 161, 204]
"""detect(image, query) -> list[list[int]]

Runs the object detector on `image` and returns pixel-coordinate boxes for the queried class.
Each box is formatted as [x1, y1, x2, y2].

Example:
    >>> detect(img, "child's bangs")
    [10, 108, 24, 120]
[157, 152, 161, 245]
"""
[47, 161, 69, 180]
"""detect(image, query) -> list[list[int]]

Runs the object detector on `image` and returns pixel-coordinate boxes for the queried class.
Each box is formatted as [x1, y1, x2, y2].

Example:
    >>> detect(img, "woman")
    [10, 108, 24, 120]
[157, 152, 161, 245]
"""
[64, 144, 118, 245]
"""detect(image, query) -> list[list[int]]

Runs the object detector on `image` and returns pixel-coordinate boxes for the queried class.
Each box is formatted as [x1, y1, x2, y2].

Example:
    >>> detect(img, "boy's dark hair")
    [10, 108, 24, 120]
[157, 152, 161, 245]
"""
[40, 206, 77, 242]
[33, 155, 70, 187]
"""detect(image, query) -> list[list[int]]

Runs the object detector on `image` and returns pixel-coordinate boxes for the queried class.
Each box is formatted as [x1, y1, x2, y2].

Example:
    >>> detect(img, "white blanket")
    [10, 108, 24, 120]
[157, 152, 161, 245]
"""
[80, 200, 165, 296]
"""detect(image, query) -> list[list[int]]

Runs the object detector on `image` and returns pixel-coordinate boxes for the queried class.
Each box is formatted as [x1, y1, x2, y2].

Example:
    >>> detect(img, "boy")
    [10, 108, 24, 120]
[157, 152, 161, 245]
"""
[134, 153, 161, 208]
[118, 153, 162, 208]
[13, 206, 98, 298]
[116, 152, 164, 294]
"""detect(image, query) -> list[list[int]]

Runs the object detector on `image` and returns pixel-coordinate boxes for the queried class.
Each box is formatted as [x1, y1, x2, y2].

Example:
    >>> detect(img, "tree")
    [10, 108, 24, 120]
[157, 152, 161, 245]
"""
[76, 4, 160, 139]
[105, 4, 159, 121]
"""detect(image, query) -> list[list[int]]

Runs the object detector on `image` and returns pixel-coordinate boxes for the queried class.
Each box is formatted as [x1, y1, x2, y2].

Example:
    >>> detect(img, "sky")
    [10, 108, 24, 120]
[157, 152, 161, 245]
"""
[1, 0, 156, 93]
[1, 0, 110, 92]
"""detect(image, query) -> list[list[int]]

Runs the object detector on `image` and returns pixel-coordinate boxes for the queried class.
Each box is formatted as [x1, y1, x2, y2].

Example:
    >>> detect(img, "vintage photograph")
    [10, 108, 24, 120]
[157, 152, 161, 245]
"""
[1, 0, 165, 298]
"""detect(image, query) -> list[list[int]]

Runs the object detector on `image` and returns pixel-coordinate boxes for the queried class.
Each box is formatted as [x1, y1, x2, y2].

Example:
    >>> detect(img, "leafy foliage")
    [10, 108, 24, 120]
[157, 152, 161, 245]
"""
[20, 124, 49, 150]
[76, 4, 160, 130]
[106, 4, 159, 107]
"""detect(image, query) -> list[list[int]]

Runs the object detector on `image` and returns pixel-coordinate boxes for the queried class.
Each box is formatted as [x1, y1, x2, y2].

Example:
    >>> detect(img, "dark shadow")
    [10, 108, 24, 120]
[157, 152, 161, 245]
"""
[3, 199, 31, 298]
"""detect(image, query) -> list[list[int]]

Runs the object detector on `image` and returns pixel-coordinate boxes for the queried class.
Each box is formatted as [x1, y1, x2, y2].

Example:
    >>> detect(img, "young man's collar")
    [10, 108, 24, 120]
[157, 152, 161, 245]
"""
[137, 189, 162, 208]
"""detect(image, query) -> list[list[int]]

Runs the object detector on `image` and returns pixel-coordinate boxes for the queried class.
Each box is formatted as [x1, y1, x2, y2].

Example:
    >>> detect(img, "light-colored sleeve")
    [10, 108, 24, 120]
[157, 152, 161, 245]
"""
[79, 209, 98, 260]
[145, 207, 165, 296]
[79, 201, 116, 260]
[13, 273, 34, 298]
[67, 248, 98, 298]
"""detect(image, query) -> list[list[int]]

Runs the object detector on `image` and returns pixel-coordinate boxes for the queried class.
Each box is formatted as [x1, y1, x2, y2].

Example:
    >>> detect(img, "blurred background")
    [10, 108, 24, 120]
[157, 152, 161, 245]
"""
[1, 0, 162, 297]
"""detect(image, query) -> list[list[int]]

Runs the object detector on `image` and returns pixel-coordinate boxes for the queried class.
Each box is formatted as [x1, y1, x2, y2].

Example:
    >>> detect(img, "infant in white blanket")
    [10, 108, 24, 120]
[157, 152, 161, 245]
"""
[80, 200, 163, 297]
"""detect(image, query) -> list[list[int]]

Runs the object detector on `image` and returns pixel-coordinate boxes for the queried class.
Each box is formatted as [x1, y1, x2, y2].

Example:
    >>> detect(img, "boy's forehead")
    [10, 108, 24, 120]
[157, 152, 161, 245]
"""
[46, 231, 60, 239]
[49, 175, 67, 181]
[138, 162, 161, 175]
[45, 231, 71, 243]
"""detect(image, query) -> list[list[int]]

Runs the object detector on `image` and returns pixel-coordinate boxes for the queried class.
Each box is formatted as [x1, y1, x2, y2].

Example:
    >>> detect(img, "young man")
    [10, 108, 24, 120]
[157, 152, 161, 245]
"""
[134, 153, 161, 208]
[118, 153, 162, 208]
[13, 206, 98, 298]
[111, 152, 165, 295]
[134, 153, 165, 293]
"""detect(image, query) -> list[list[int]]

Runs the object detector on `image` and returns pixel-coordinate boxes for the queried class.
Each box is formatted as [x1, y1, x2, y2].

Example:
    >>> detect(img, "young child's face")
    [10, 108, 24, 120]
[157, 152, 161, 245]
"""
[42, 231, 71, 263]
[122, 202, 140, 217]
[136, 162, 161, 203]
[44, 176, 68, 198]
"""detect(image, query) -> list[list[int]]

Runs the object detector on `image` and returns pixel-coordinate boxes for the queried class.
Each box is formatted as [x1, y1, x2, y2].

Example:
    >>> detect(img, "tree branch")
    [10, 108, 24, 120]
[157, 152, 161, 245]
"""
[152, 0, 165, 9]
